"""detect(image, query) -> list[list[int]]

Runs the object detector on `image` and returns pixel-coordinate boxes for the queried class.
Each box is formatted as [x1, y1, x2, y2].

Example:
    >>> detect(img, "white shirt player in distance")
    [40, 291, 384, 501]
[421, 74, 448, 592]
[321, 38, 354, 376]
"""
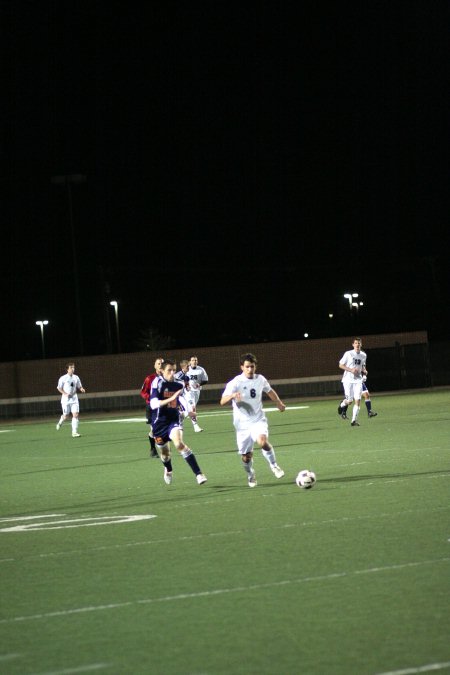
[56, 363, 86, 437]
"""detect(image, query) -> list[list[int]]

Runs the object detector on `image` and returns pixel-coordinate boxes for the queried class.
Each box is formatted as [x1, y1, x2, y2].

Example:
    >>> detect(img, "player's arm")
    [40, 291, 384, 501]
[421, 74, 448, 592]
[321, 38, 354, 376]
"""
[150, 387, 183, 409]
[220, 389, 241, 405]
[339, 360, 357, 374]
[267, 388, 286, 412]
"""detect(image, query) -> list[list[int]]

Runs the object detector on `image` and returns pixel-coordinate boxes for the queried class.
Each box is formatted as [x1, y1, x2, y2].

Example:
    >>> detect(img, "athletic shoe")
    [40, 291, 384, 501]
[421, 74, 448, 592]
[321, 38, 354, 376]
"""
[271, 464, 285, 479]
[72, 432, 81, 437]
[368, 411, 378, 418]
[56, 423, 61, 431]
[193, 423, 203, 433]
[196, 473, 207, 485]
[341, 412, 348, 420]
[351, 421, 360, 427]
[248, 470, 257, 488]
[150, 449, 159, 458]
[164, 468, 173, 484]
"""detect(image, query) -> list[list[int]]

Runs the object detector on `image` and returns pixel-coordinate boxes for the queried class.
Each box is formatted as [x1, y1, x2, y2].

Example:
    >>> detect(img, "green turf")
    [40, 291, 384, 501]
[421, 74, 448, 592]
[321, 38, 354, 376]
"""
[1, 391, 449, 675]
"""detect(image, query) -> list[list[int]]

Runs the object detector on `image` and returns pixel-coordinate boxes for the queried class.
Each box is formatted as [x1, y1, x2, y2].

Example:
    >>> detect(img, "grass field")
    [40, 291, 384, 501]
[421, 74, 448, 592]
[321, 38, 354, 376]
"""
[1, 390, 449, 675]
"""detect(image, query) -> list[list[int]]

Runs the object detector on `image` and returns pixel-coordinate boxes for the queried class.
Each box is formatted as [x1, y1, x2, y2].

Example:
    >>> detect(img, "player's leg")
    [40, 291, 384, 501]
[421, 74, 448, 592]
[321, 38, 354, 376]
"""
[57, 401, 69, 430]
[237, 430, 256, 487]
[156, 438, 173, 484]
[255, 425, 284, 478]
[351, 384, 362, 426]
[171, 426, 207, 484]
[71, 403, 81, 437]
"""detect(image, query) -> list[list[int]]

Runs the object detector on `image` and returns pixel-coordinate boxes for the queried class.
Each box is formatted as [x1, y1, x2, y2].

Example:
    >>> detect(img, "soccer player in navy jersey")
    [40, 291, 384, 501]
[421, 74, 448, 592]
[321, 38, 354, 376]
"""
[151, 360, 207, 486]
[140, 357, 164, 457]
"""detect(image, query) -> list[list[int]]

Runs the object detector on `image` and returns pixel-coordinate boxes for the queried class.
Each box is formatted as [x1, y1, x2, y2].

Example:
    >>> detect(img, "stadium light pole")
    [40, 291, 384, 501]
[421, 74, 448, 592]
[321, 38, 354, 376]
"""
[51, 174, 86, 355]
[110, 300, 121, 352]
[36, 320, 49, 359]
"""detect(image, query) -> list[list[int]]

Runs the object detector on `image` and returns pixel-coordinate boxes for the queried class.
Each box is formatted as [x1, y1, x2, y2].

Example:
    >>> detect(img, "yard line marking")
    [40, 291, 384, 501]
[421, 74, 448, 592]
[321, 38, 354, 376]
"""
[1, 557, 448, 625]
[375, 661, 450, 674]
[1, 506, 448, 562]
[89, 406, 310, 424]
[0, 514, 65, 523]
[0, 514, 156, 533]
[31, 664, 110, 675]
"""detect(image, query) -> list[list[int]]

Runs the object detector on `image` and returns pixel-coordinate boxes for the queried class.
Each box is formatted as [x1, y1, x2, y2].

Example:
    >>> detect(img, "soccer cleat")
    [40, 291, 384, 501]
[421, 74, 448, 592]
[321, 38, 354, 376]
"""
[368, 411, 378, 418]
[351, 421, 360, 427]
[150, 449, 159, 458]
[196, 473, 207, 485]
[56, 423, 61, 431]
[72, 432, 81, 437]
[271, 464, 285, 479]
[193, 423, 203, 433]
[164, 468, 173, 484]
[248, 470, 257, 488]
[341, 412, 348, 420]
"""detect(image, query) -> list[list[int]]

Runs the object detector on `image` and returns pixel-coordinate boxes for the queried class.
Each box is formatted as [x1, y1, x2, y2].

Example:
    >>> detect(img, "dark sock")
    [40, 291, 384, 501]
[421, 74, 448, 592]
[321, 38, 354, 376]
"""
[149, 435, 156, 450]
[365, 400, 372, 415]
[163, 458, 173, 472]
[185, 452, 201, 475]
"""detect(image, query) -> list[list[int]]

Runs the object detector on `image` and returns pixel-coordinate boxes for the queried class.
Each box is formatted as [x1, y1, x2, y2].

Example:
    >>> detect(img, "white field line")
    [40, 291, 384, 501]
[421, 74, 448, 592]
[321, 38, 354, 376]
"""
[1, 557, 448, 625]
[88, 405, 310, 424]
[1, 505, 449, 561]
[32, 665, 110, 675]
[375, 661, 450, 675]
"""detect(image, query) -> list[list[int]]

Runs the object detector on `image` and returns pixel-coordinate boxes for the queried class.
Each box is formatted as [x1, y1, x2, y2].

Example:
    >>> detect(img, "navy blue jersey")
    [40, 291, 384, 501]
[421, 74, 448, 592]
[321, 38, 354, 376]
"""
[151, 376, 184, 428]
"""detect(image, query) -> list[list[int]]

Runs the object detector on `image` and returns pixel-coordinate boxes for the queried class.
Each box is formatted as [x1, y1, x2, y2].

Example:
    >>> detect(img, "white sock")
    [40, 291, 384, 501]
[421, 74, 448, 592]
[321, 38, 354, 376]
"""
[352, 405, 360, 422]
[72, 418, 79, 434]
[262, 448, 276, 466]
[243, 460, 254, 475]
[58, 415, 64, 426]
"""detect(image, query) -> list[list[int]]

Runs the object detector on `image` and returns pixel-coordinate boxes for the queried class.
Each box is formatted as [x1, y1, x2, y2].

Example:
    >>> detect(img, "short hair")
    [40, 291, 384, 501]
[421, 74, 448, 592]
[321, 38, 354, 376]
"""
[240, 353, 257, 365]
[161, 359, 176, 369]
[180, 359, 189, 367]
[66, 362, 75, 370]
[353, 337, 362, 343]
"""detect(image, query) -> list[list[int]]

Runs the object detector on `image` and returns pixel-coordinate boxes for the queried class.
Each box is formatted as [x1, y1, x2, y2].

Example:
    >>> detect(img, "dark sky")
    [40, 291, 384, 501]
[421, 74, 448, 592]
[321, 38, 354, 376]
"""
[2, 1, 449, 361]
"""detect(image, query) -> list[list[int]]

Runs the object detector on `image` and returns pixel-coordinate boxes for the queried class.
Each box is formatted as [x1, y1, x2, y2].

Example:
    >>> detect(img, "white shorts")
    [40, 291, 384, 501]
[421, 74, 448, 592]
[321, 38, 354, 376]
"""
[235, 421, 269, 455]
[343, 381, 363, 403]
[61, 396, 79, 415]
[187, 388, 201, 407]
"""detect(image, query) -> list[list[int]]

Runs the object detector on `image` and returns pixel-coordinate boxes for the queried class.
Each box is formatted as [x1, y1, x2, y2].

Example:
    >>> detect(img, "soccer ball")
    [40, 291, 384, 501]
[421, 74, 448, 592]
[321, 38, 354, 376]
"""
[295, 469, 316, 489]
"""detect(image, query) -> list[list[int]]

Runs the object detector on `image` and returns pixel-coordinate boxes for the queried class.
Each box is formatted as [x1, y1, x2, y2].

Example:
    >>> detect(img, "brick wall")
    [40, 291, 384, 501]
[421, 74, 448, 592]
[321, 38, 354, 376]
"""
[0, 331, 428, 399]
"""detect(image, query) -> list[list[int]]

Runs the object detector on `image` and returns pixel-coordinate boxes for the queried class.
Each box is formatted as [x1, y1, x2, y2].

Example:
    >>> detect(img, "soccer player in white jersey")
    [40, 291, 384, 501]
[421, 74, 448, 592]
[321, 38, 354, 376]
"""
[186, 355, 208, 432]
[220, 352, 285, 488]
[337, 337, 367, 426]
[56, 363, 86, 437]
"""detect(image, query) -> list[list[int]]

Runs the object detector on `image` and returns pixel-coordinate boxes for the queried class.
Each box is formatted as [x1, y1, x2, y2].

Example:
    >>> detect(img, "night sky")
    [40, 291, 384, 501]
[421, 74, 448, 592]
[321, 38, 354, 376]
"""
[2, 1, 449, 362]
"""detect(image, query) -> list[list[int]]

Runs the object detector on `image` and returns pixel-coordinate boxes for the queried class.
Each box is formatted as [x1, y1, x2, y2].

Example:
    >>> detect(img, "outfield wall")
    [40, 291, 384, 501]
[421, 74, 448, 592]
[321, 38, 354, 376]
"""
[0, 331, 431, 419]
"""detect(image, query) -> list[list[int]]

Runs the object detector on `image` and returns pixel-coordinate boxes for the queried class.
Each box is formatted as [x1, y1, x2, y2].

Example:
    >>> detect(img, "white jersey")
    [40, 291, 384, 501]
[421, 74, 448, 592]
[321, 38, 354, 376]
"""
[339, 349, 367, 383]
[187, 365, 208, 391]
[57, 373, 83, 401]
[222, 373, 272, 428]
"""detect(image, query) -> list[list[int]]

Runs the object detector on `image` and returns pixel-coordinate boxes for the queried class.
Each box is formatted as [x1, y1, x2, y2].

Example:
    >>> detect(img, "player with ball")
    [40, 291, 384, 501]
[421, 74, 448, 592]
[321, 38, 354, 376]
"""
[220, 352, 285, 488]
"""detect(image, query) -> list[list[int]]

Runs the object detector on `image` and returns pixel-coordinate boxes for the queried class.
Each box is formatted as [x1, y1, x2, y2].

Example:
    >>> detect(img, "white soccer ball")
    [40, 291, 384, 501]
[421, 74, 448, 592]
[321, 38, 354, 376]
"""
[295, 469, 316, 489]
